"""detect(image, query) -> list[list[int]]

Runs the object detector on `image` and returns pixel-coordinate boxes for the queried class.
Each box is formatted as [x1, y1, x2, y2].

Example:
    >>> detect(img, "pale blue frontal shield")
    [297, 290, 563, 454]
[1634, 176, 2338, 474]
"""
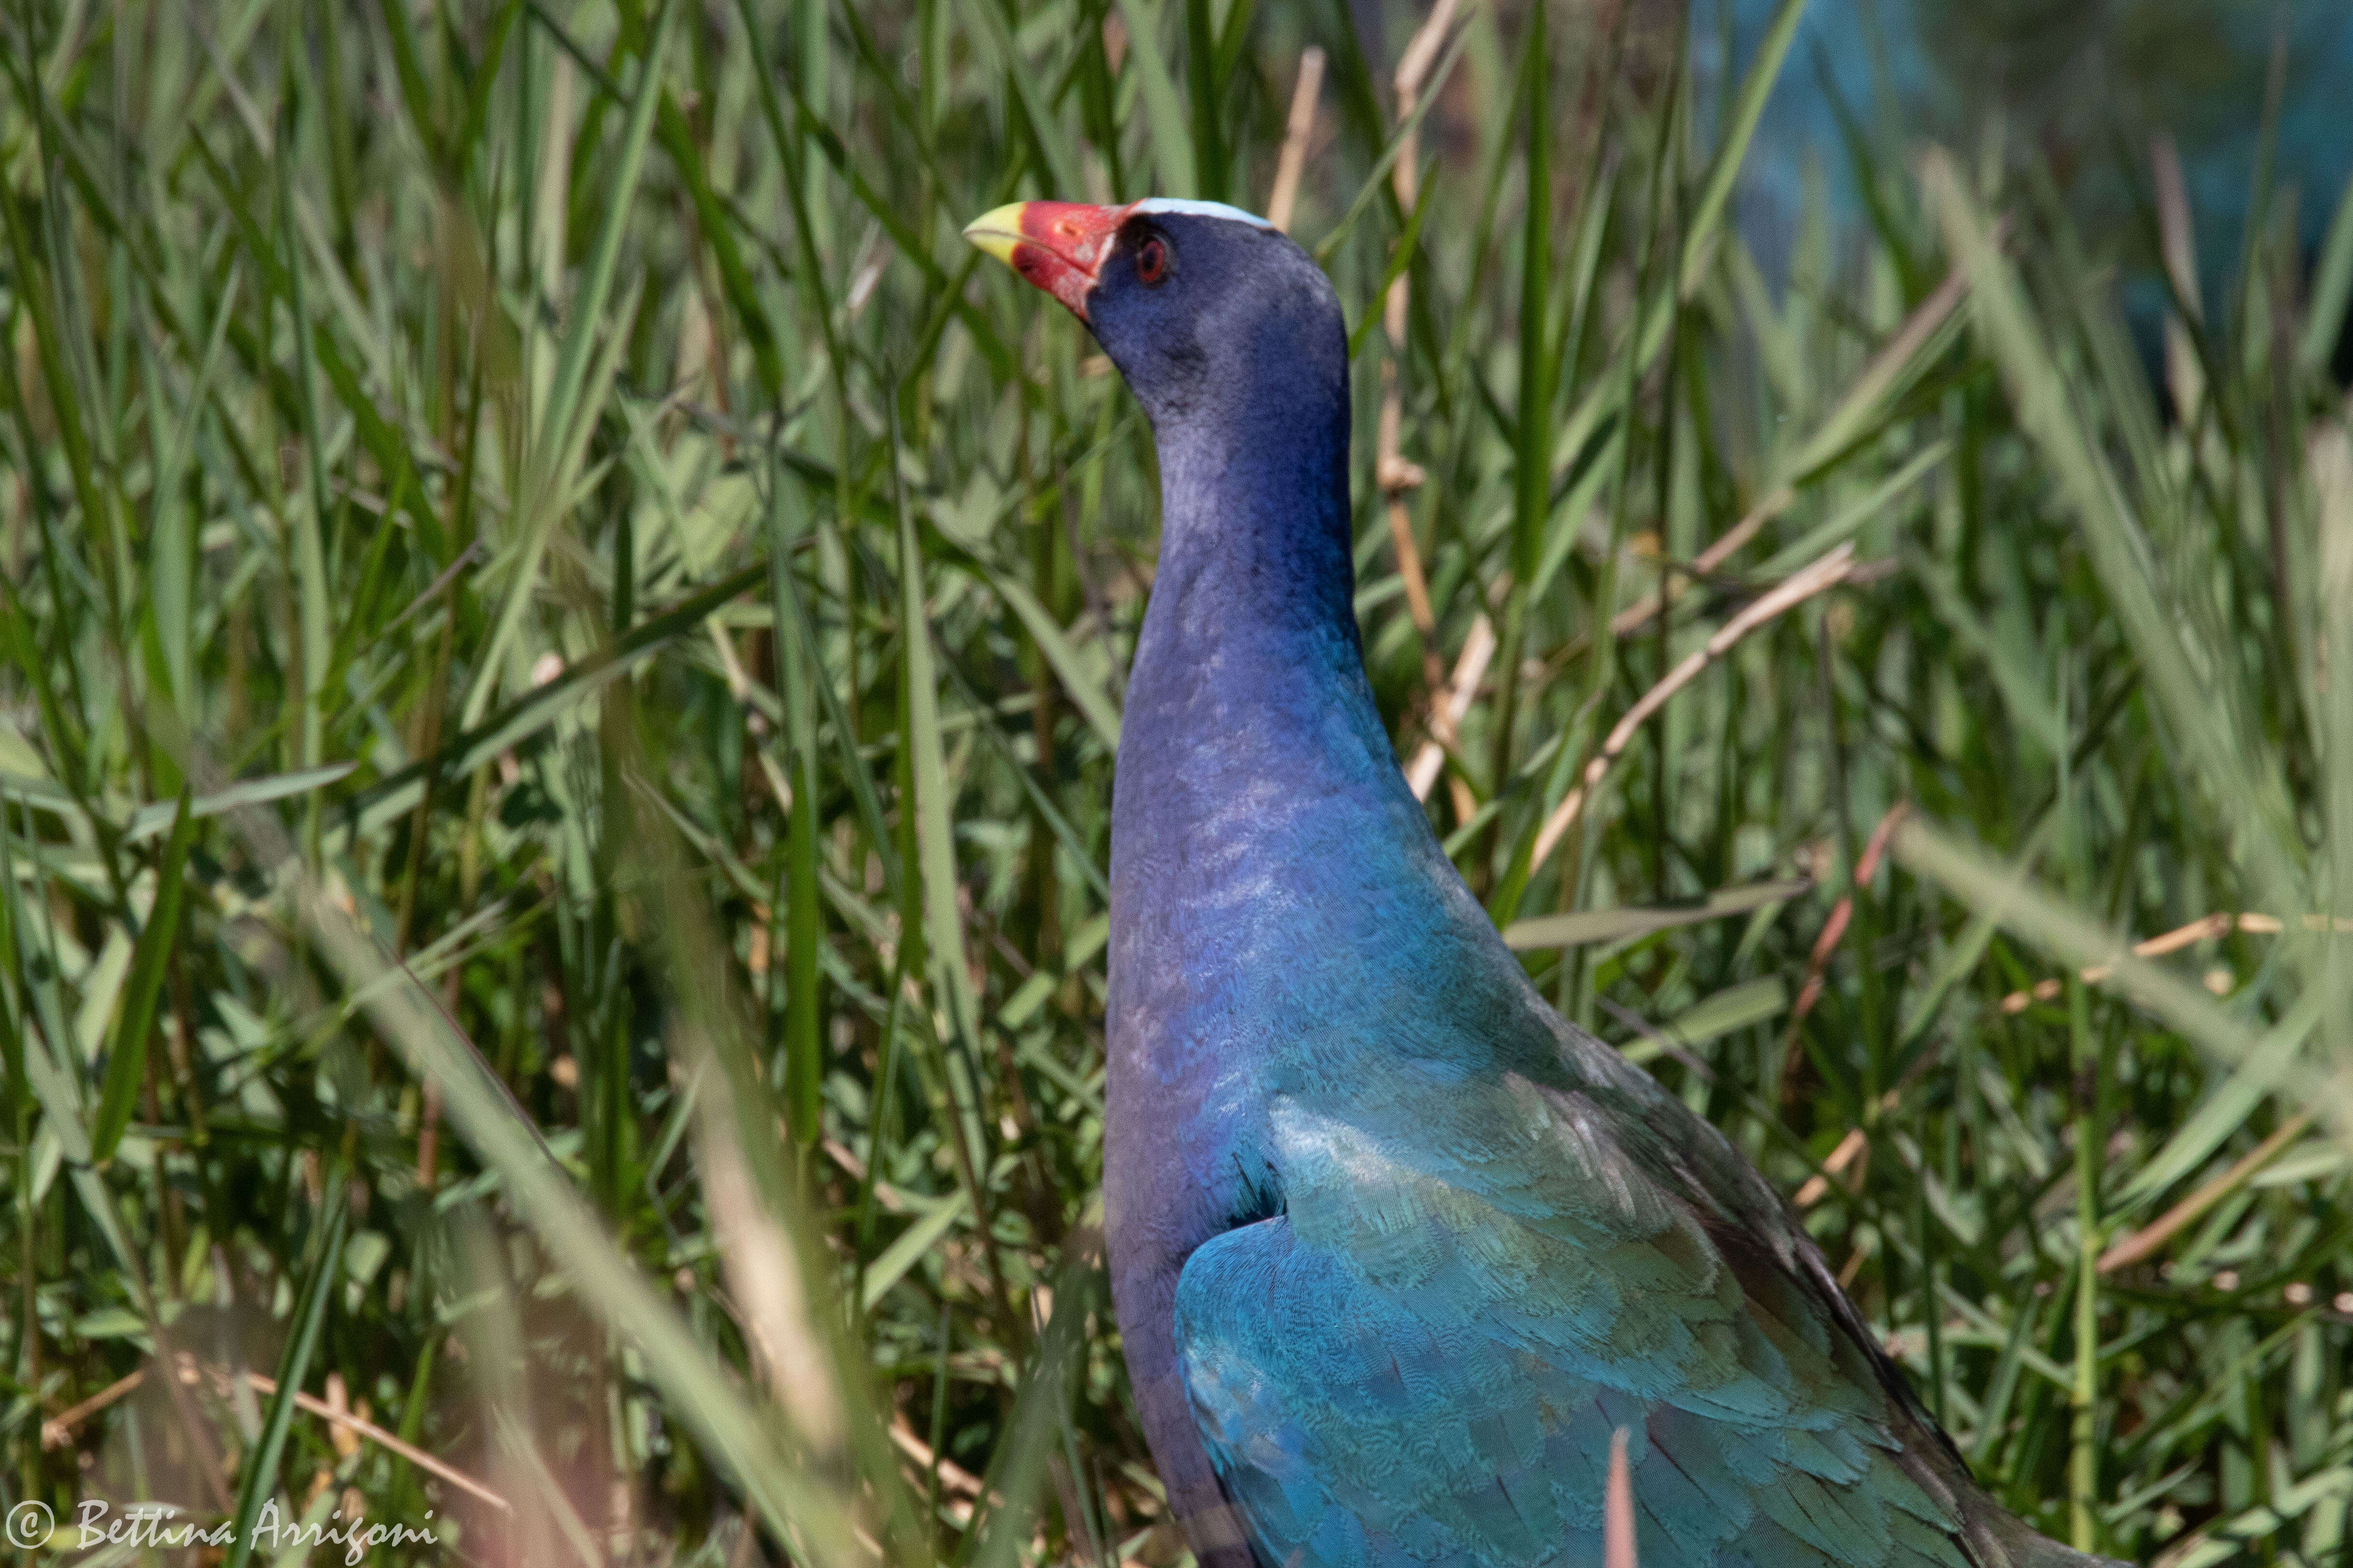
[1129, 197, 1277, 230]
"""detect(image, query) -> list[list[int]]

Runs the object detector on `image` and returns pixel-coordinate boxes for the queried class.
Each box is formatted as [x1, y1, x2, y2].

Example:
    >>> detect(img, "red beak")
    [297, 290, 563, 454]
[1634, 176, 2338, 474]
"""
[963, 201, 1136, 321]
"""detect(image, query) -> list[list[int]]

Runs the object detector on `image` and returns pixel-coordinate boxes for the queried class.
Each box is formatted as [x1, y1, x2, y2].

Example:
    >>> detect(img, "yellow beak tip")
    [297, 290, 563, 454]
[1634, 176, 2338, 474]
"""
[963, 202, 1028, 267]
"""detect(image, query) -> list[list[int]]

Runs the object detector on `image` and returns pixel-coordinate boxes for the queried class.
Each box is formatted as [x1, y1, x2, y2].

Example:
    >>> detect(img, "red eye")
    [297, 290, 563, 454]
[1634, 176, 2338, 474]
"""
[1135, 236, 1169, 285]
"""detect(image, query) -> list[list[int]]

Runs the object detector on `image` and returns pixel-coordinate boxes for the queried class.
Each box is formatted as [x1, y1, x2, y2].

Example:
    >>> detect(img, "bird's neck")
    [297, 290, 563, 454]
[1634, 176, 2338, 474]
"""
[1107, 407, 1468, 1080]
[1125, 412, 1370, 744]
[1099, 402, 1526, 1541]
[1114, 410, 1409, 897]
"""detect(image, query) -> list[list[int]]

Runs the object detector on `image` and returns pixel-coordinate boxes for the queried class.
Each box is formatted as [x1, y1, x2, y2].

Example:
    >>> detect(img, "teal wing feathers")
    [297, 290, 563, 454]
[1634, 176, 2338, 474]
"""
[1172, 1061, 1996, 1568]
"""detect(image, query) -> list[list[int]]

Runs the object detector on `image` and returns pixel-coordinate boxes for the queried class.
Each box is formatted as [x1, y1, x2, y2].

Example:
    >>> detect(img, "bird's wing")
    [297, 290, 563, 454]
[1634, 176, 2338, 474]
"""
[1172, 1070, 1989, 1568]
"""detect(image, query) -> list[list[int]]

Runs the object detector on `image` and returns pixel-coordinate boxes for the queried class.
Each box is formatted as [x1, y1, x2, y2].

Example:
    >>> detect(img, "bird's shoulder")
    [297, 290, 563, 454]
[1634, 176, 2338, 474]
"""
[1291, 976, 1800, 1257]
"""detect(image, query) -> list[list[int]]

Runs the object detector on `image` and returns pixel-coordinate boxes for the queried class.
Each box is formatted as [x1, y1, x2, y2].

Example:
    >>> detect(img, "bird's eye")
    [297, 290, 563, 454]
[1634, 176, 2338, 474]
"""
[1135, 236, 1169, 286]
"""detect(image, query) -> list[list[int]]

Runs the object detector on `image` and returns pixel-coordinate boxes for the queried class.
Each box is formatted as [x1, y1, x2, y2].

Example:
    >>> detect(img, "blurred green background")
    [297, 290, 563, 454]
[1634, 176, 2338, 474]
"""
[3, 0, 2352, 1566]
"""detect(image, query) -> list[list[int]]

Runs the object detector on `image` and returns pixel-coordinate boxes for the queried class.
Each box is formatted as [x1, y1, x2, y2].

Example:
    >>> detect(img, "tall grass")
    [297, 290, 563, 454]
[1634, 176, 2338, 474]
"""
[2, 1, 2351, 1566]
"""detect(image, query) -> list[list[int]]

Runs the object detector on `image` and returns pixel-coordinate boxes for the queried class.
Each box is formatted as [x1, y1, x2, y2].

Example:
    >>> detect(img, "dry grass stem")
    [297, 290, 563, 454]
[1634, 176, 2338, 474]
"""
[1611, 258, 1973, 638]
[39, 1369, 150, 1450]
[1407, 614, 1498, 800]
[1793, 1127, 1871, 1209]
[1266, 48, 1326, 234]
[2100, 1112, 2316, 1273]
[55, 1356, 519, 1513]
[695, 1105, 845, 1451]
[1996, 911, 2353, 1013]
[1536, 545, 1859, 865]
[1787, 802, 1912, 1033]
[2152, 133, 2204, 422]
[889, 1419, 989, 1500]
[1604, 1424, 1636, 1568]
[1377, 0, 1468, 697]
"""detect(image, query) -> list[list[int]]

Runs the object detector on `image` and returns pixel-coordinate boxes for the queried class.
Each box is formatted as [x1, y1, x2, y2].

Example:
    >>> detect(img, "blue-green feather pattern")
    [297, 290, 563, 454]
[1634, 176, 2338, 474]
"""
[1173, 1057, 1981, 1568]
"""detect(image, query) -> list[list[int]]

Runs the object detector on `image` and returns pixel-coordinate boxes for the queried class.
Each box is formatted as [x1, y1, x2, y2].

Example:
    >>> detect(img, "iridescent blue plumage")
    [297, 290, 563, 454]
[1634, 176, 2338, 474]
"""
[969, 199, 2120, 1568]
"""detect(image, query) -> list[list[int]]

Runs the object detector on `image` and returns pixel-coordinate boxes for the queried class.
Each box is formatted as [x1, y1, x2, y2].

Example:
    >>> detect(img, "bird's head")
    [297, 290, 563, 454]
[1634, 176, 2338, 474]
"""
[963, 199, 1345, 440]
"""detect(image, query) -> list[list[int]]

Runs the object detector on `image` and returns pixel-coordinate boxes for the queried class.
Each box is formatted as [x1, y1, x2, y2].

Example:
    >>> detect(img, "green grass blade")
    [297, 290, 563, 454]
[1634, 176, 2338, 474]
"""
[275, 29, 336, 775]
[1645, 976, 1789, 1054]
[2111, 990, 2324, 1210]
[1183, 0, 1227, 202]
[859, 1190, 971, 1312]
[961, 0, 1083, 200]
[1512, 0, 1552, 589]
[1680, 0, 1808, 298]
[1113, 0, 1198, 198]
[985, 569, 1123, 750]
[899, 496, 992, 1187]
[1541, 0, 1803, 487]
[1503, 878, 1809, 951]
[2299, 170, 2353, 376]
[769, 473, 825, 1149]
[222, 1200, 347, 1568]
[466, 0, 675, 731]
[1927, 150, 2306, 915]
[89, 791, 195, 1163]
